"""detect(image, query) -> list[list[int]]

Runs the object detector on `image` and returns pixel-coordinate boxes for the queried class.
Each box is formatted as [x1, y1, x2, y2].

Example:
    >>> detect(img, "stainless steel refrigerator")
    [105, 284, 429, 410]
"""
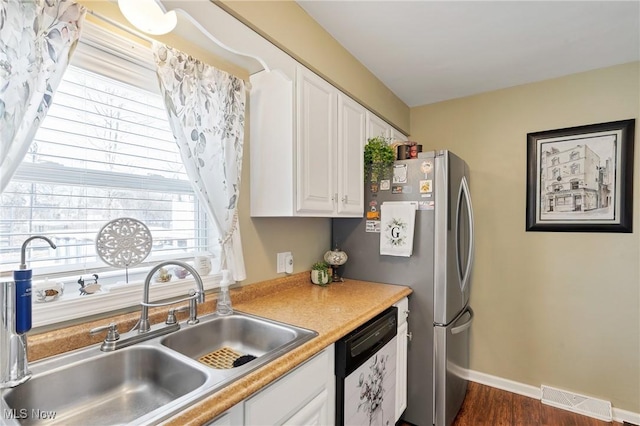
[332, 150, 475, 426]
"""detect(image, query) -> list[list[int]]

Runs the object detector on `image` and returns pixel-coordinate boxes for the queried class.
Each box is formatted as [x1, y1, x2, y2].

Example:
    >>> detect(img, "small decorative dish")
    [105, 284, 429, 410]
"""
[35, 282, 64, 303]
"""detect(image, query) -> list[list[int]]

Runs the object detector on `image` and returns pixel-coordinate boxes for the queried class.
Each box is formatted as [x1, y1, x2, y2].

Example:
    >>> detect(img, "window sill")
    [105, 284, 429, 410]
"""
[32, 273, 222, 329]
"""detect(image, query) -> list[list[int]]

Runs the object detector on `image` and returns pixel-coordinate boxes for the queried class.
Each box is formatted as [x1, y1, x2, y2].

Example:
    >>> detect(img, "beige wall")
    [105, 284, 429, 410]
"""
[410, 62, 640, 412]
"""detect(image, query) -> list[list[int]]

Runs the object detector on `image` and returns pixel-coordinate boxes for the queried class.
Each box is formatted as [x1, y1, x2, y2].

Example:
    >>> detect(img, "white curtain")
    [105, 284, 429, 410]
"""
[0, 0, 85, 193]
[153, 43, 247, 281]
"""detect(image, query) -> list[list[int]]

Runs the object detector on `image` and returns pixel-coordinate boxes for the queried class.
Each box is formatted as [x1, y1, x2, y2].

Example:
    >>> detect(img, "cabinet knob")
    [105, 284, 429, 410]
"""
[341, 195, 348, 203]
[406, 331, 413, 341]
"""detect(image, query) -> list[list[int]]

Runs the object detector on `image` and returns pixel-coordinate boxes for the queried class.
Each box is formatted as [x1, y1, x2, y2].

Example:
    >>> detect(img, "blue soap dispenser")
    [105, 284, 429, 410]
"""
[15, 236, 57, 334]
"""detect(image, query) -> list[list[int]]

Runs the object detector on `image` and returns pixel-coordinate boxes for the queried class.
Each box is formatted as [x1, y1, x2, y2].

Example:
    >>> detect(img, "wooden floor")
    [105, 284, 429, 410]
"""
[402, 381, 624, 426]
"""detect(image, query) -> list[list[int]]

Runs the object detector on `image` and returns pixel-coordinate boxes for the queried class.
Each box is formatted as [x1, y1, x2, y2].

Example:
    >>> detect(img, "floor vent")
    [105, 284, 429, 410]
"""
[541, 385, 612, 422]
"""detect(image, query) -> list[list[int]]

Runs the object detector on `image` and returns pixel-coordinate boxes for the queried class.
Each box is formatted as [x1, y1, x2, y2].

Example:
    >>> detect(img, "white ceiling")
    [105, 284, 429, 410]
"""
[297, 1, 640, 107]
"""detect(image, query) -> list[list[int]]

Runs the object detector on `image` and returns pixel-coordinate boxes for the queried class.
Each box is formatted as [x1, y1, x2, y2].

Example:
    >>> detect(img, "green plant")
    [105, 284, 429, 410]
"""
[312, 261, 330, 271]
[364, 136, 395, 182]
[311, 261, 331, 286]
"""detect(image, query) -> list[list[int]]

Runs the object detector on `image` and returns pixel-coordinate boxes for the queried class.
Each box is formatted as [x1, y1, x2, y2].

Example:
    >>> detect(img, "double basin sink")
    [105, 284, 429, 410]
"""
[1, 311, 318, 425]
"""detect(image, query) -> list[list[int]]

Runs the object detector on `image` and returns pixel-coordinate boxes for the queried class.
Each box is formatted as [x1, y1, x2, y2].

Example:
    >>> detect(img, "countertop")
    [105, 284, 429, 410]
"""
[27, 272, 411, 425]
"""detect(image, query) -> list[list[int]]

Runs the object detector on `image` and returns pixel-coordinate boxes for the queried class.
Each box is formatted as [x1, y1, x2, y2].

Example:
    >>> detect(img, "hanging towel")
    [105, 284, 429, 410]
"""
[380, 202, 417, 257]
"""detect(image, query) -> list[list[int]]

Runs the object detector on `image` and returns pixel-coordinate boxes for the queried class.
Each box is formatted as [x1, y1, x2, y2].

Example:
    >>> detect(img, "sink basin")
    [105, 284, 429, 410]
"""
[2, 346, 208, 425]
[0, 311, 317, 425]
[161, 311, 317, 369]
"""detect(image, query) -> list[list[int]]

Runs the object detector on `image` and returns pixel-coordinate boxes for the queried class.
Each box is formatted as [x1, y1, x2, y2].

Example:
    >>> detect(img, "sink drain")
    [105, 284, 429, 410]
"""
[198, 346, 243, 369]
[198, 347, 256, 369]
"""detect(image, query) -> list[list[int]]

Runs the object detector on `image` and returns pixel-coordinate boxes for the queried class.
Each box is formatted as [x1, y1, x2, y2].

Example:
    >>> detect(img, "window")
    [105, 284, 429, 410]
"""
[0, 24, 211, 280]
[570, 163, 580, 174]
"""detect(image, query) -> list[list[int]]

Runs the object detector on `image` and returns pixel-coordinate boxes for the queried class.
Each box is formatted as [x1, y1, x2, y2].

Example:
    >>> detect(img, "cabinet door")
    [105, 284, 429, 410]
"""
[244, 349, 332, 425]
[396, 320, 408, 422]
[394, 297, 409, 422]
[366, 111, 390, 141]
[296, 66, 337, 214]
[283, 389, 329, 426]
[205, 403, 243, 426]
[390, 126, 409, 144]
[337, 94, 365, 216]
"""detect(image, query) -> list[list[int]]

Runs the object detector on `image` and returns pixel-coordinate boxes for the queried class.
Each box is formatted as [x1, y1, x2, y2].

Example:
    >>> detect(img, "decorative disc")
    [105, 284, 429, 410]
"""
[96, 218, 153, 268]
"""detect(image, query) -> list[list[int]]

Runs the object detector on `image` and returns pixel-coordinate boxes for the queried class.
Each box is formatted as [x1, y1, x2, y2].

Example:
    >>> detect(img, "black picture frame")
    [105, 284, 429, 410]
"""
[526, 119, 635, 233]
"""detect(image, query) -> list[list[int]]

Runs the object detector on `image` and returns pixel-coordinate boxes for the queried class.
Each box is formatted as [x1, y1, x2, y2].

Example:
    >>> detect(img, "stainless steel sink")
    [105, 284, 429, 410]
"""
[0, 311, 317, 425]
[161, 311, 317, 368]
[1, 346, 208, 425]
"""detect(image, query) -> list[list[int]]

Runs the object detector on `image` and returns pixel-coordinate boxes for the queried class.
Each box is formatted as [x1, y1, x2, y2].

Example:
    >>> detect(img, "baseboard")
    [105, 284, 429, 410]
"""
[465, 369, 640, 425]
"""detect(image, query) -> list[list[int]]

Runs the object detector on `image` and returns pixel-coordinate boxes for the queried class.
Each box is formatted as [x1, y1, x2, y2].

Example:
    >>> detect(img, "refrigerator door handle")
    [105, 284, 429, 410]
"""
[450, 307, 474, 335]
[456, 175, 475, 292]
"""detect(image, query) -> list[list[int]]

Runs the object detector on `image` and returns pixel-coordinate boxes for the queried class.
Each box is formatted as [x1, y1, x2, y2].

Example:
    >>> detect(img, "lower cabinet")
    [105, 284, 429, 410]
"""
[283, 388, 330, 426]
[206, 403, 243, 426]
[209, 347, 335, 425]
[395, 297, 410, 422]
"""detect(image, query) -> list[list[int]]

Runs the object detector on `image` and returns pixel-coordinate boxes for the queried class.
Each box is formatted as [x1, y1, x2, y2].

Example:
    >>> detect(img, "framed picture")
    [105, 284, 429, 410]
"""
[526, 119, 635, 233]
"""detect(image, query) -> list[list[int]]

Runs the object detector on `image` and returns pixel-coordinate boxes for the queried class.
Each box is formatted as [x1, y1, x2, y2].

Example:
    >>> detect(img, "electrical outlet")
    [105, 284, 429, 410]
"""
[277, 252, 291, 273]
[284, 253, 294, 273]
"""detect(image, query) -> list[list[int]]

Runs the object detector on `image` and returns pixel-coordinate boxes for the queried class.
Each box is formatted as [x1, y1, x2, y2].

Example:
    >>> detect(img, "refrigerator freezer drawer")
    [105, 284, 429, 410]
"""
[434, 306, 473, 426]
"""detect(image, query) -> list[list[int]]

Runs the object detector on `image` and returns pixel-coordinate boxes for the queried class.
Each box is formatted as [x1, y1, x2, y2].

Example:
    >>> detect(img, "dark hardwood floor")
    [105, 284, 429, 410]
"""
[401, 381, 625, 426]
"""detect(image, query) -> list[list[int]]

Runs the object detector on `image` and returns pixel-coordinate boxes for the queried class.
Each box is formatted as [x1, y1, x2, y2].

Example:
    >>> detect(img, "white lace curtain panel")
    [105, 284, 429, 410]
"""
[0, 0, 86, 193]
[153, 42, 247, 282]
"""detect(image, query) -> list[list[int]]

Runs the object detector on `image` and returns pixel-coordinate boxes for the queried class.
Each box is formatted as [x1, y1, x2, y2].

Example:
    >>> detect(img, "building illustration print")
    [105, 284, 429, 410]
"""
[527, 119, 634, 233]
[540, 135, 616, 219]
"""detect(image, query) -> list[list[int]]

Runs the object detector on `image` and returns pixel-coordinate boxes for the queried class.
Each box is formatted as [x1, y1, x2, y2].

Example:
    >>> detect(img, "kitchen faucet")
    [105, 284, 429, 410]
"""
[138, 260, 205, 332]
[1, 236, 57, 388]
[90, 260, 205, 351]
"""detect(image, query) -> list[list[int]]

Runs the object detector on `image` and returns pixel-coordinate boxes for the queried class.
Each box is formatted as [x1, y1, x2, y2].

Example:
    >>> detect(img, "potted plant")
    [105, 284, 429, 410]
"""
[311, 261, 331, 286]
[364, 136, 395, 183]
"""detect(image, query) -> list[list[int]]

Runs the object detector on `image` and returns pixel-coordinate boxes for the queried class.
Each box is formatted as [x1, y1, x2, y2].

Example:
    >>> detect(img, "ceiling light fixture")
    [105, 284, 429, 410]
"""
[117, 0, 177, 35]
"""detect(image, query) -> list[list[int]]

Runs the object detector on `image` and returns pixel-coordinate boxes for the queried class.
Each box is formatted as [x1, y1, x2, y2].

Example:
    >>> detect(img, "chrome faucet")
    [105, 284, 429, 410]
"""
[90, 260, 205, 351]
[1, 236, 56, 388]
[138, 260, 205, 332]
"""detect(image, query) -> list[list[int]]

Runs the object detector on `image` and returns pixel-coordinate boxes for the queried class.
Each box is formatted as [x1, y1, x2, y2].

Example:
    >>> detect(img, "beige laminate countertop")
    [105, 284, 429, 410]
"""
[27, 272, 411, 426]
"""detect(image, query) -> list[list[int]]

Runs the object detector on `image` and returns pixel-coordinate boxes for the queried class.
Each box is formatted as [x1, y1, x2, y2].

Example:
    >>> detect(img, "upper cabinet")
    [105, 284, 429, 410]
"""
[250, 60, 366, 217]
[243, 10, 407, 217]
[367, 110, 408, 144]
[366, 111, 390, 141]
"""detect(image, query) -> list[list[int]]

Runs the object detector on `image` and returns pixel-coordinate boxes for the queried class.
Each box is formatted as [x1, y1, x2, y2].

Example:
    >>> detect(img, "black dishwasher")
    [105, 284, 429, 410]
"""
[335, 306, 398, 426]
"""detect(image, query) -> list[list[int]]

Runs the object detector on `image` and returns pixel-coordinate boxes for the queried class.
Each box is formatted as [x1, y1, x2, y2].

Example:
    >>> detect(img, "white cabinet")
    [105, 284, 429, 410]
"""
[336, 94, 366, 215]
[244, 347, 335, 425]
[366, 110, 390, 141]
[390, 126, 409, 144]
[205, 403, 243, 426]
[296, 66, 337, 214]
[283, 389, 330, 426]
[366, 111, 408, 144]
[250, 62, 365, 217]
[394, 297, 410, 422]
